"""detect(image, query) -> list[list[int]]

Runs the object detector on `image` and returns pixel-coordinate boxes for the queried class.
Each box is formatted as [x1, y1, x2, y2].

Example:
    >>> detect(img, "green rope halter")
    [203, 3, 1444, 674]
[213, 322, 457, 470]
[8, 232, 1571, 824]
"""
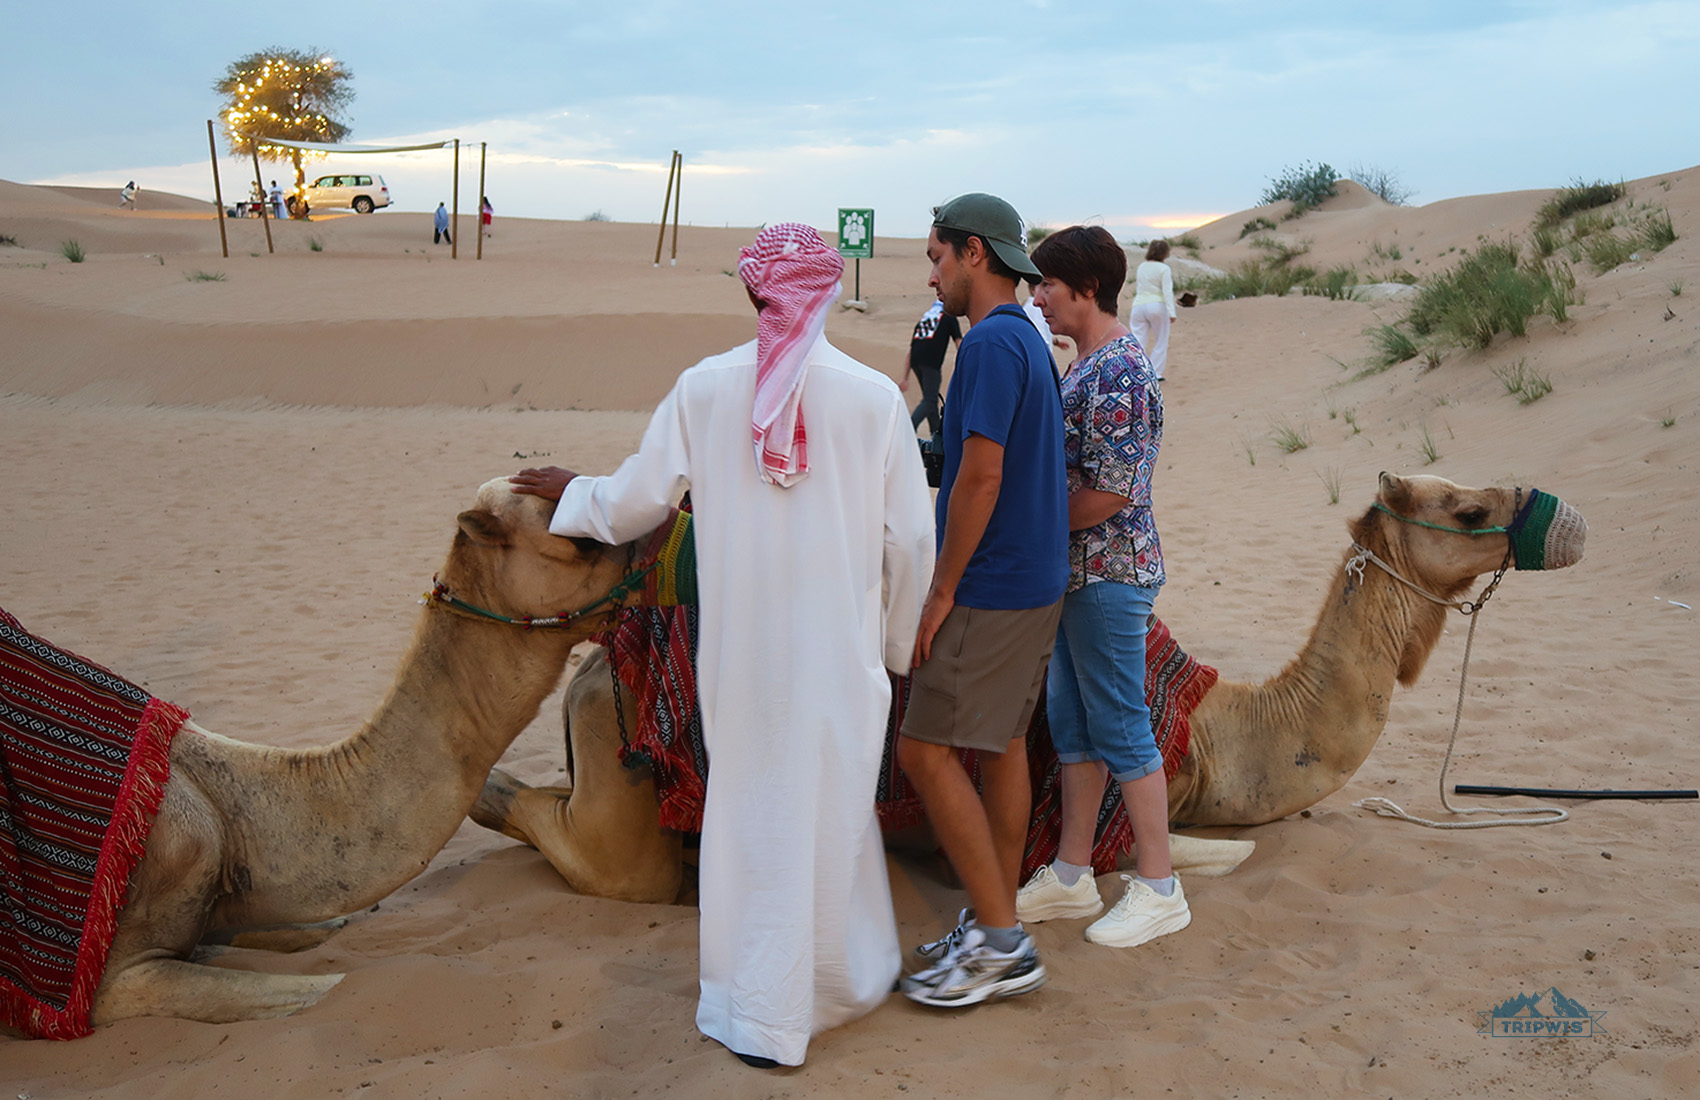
[1370, 501, 1508, 537]
[422, 557, 657, 630]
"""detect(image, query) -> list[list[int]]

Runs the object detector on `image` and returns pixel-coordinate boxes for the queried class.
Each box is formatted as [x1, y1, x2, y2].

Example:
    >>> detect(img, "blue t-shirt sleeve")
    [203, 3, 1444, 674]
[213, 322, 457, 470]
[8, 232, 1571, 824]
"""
[954, 331, 1022, 448]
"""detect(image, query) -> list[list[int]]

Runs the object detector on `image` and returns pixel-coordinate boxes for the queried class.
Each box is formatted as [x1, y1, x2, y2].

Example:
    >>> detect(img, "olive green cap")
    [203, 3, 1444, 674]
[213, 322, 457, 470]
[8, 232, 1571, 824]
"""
[932, 192, 1041, 279]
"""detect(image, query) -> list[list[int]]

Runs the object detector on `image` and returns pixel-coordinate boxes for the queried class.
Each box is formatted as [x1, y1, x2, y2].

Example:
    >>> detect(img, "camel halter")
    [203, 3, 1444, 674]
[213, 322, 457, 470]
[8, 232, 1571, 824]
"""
[1349, 493, 1570, 830]
[421, 510, 697, 631]
[422, 562, 655, 630]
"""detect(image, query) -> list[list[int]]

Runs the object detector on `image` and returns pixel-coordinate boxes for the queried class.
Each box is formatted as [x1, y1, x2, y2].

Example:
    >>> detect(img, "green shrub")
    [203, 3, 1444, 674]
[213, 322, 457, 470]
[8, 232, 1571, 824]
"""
[183, 270, 226, 282]
[1545, 263, 1577, 323]
[1027, 226, 1053, 245]
[1368, 323, 1419, 366]
[307, 236, 324, 252]
[1239, 216, 1277, 239]
[1534, 178, 1626, 228]
[1494, 359, 1553, 404]
[0, 233, 18, 247]
[1582, 232, 1636, 273]
[1519, 372, 1553, 404]
[1531, 224, 1561, 258]
[1568, 209, 1616, 241]
[1249, 235, 1312, 265]
[583, 210, 612, 222]
[1269, 419, 1312, 453]
[1266, 263, 1316, 297]
[60, 239, 85, 263]
[1404, 239, 1575, 349]
[1259, 162, 1339, 217]
[1317, 464, 1344, 504]
[1418, 426, 1442, 465]
[1305, 266, 1360, 301]
[1640, 209, 1677, 252]
[1199, 259, 1314, 301]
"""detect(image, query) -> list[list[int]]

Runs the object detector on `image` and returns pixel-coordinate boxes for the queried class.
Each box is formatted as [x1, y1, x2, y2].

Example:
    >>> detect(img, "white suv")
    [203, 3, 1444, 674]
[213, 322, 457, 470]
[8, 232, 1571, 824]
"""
[304, 173, 391, 213]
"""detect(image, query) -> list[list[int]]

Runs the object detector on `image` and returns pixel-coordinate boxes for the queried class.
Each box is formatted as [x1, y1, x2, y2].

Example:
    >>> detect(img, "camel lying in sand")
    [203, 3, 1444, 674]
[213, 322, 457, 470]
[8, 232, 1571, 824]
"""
[470, 474, 1584, 903]
[86, 482, 631, 1027]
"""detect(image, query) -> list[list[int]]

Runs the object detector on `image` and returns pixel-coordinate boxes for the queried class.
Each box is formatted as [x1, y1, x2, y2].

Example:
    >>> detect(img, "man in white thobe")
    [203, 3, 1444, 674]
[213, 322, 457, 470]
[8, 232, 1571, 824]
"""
[510, 223, 934, 1067]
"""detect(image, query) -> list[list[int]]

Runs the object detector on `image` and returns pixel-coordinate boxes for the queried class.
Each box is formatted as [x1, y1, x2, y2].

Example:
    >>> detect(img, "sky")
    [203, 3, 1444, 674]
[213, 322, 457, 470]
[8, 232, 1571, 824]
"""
[6, 1, 1700, 238]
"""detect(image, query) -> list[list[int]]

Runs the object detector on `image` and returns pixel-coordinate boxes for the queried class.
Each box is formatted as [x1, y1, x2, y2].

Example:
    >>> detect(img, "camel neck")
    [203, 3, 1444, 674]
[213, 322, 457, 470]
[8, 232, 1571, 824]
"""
[1182, 535, 1449, 825]
[215, 604, 581, 925]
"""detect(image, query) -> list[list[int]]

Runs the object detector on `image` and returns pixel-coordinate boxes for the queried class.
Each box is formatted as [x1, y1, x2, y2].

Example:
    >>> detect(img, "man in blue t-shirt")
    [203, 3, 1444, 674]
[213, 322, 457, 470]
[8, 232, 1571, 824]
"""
[896, 193, 1068, 1009]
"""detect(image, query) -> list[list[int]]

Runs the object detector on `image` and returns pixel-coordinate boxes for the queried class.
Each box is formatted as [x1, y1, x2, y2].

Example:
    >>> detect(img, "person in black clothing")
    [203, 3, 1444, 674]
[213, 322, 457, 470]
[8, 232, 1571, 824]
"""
[902, 301, 962, 436]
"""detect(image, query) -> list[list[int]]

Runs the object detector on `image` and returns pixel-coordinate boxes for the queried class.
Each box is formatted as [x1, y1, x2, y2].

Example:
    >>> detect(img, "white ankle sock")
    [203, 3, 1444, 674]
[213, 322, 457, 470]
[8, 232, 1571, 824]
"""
[1137, 874, 1176, 898]
[1054, 860, 1091, 887]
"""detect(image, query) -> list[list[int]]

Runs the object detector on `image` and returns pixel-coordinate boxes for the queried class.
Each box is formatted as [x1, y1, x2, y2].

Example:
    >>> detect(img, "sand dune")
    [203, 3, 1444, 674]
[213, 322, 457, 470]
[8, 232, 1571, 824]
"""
[2, 171, 1698, 1096]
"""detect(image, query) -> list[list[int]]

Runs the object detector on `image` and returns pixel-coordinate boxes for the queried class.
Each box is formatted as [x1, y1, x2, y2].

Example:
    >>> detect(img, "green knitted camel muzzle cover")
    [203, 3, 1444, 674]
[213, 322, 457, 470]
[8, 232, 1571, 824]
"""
[1508, 488, 1587, 570]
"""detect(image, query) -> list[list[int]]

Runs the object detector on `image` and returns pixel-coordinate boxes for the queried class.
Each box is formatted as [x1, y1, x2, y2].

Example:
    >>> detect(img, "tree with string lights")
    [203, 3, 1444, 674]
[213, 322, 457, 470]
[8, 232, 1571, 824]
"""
[214, 48, 354, 213]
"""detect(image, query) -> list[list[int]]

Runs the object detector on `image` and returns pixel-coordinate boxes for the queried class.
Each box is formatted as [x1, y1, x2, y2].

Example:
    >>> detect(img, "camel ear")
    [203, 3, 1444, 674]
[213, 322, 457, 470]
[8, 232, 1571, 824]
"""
[1378, 471, 1413, 515]
[457, 508, 510, 547]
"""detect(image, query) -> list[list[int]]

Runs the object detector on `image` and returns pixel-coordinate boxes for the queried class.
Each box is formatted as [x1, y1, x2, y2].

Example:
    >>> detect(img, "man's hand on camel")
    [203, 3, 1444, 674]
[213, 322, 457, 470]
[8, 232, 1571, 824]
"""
[509, 466, 579, 502]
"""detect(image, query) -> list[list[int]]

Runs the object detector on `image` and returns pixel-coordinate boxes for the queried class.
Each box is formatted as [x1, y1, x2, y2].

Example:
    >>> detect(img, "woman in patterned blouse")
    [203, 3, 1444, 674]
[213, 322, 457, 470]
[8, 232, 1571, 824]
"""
[1013, 226, 1191, 950]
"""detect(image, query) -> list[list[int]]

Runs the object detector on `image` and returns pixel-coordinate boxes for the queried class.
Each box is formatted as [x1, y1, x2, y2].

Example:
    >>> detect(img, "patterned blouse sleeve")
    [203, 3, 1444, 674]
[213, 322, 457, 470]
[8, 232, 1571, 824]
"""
[1076, 345, 1156, 505]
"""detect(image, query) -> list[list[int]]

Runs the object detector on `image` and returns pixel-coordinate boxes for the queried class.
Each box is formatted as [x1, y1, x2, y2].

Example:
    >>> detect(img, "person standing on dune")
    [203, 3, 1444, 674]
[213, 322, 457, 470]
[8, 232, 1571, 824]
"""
[510, 222, 934, 1068]
[1127, 240, 1178, 380]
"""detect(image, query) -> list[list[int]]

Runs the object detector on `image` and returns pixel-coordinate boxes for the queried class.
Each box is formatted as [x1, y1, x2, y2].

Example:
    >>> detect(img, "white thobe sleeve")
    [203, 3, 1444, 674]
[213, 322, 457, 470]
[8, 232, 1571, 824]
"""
[1161, 263, 1177, 319]
[550, 379, 691, 543]
[880, 400, 936, 675]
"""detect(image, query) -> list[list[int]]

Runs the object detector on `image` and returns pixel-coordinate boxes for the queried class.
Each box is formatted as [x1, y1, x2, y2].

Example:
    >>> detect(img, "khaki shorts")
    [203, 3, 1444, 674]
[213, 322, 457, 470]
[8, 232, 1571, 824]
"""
[901, 600, 1063, 753]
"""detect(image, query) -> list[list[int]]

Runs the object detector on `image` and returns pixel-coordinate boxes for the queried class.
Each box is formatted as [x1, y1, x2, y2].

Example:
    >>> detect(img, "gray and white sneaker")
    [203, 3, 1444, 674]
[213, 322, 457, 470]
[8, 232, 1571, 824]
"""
[903, 927, 1047, 1008]
[913, 907, 973, 962]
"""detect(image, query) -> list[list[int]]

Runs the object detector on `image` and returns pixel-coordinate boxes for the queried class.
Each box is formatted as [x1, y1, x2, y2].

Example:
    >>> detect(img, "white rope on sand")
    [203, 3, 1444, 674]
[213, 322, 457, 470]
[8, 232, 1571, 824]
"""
[1351, 555, 1569, 830]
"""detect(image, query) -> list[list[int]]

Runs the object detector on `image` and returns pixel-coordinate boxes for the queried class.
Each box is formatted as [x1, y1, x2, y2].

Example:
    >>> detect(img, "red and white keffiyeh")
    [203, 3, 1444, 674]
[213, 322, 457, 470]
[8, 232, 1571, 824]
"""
[737, 223, 843, 487]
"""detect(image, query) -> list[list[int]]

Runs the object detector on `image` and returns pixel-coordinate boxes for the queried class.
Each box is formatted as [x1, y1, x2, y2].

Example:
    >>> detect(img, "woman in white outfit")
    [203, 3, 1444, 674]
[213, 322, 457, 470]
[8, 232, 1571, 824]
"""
[1126, 240, 1177, 380]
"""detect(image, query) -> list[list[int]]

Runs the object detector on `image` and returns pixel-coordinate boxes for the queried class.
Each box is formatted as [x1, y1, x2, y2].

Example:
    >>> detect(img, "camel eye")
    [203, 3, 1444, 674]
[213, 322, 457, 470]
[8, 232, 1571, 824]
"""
[1457, 507, 1489, 527]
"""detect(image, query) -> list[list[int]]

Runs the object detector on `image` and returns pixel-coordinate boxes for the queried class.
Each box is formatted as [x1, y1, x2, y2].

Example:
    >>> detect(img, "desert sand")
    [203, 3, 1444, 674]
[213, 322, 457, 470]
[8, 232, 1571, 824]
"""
[2, 172, 1697, 1097]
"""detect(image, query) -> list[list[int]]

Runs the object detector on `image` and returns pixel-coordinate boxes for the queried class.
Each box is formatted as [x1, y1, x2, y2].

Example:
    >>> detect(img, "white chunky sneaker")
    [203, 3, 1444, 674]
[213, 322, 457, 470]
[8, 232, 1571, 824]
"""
[1016, 864, 1104, 923]
[903, 927, 1047, 1008]
[1084, 874, 1191, 948]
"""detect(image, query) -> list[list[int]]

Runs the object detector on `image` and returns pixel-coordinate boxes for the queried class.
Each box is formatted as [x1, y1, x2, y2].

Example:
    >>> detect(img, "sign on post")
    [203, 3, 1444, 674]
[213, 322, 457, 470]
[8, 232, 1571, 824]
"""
[836, 209, 873, 258]
[836, 208, 873, 307]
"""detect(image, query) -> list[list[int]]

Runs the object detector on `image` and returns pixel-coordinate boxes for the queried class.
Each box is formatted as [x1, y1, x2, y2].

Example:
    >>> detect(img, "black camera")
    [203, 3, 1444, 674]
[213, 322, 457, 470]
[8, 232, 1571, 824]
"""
[918, 436, 945, 488]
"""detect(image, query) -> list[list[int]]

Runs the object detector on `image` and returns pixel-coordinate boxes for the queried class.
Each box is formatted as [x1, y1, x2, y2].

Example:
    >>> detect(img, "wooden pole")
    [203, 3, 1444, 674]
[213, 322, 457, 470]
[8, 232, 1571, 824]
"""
[451, 138, 460, 260]
[250, 148, 274, 255]
[653, 150, 677, 267]
[476, 142, 487, 260]
[669, 151, 681, 265]
[206, 120, 229, 259]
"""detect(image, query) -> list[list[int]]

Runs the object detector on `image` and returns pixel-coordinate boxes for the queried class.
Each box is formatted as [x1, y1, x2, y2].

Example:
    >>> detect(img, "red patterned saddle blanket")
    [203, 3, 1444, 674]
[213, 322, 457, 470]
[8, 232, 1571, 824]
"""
[599, 606, 1217, 882]
[0, 608, 188, 1040]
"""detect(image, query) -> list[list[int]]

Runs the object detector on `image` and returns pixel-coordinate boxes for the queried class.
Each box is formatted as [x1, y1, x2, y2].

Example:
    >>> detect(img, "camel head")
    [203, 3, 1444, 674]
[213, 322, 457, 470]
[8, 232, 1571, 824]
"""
[436, 479, 642, 642]
[1354, 473, 1586, 684]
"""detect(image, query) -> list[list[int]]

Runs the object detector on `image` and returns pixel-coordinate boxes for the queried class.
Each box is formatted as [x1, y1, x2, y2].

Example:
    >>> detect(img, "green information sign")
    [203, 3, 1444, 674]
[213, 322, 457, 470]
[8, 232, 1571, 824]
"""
[836, 208, 874, 259]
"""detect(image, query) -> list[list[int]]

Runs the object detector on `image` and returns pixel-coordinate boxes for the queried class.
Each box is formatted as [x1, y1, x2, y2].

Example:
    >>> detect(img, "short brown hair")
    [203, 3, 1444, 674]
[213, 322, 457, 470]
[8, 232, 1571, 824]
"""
[932, 220, 1025, 284]
[1146, 239, 1172, 262]
[1031, 225, 1125, 315]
